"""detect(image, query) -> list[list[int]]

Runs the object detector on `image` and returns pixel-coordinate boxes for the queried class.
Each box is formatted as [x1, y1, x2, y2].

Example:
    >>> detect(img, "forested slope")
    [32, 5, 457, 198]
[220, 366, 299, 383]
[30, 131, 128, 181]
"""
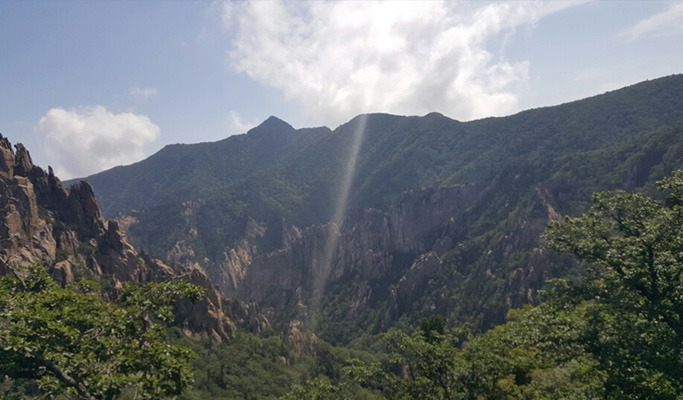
[76, 75, 683, 343]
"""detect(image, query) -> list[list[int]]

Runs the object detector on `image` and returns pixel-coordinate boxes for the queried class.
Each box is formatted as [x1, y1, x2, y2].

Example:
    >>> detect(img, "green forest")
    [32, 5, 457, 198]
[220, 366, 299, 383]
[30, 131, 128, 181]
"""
[3, 171, 681, 399]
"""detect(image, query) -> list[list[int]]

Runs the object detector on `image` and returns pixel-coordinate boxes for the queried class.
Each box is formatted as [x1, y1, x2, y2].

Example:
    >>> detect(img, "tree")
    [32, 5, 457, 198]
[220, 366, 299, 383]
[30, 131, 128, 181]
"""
[546, 170, 683, 398]
[344, 318, 471, 400]
[0, 264, 203, 399]
[461, 304, 605, 400]
[278, 377, 350, 400]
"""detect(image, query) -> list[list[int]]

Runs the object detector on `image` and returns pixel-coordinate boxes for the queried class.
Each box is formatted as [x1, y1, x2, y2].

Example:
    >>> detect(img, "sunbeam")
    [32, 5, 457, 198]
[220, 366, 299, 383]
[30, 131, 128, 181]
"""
[309, 114, 369, 331]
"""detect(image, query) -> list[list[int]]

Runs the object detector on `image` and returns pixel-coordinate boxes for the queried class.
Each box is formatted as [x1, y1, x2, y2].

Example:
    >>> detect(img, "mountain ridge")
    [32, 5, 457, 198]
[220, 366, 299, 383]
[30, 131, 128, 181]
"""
[66, 118, 331, 216]
[65, 74, 683, 343]
[74, 74, 683, 219]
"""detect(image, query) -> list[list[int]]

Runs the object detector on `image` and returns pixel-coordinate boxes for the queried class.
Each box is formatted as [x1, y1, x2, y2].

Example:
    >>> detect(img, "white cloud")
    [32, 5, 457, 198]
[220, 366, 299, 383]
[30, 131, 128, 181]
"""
[220, 0, 581, 126]
[128, 86, 159, 103]
[36, 106, 160, 179]
[227, 110, 256, 134]
[624, 2, 683, 41]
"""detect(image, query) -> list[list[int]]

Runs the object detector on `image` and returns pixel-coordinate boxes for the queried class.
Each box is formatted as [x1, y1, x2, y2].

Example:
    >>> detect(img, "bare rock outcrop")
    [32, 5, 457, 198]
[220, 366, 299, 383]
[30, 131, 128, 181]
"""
[214, 184, 482, 328]
[211, 180, 564, 334]
[0, 136, 56, 271]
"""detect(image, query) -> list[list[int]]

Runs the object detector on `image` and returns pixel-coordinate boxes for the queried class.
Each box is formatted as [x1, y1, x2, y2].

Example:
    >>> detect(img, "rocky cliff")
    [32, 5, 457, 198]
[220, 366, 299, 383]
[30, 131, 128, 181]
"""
[0, 134, 268, 342]
[192, 181, 560, 337]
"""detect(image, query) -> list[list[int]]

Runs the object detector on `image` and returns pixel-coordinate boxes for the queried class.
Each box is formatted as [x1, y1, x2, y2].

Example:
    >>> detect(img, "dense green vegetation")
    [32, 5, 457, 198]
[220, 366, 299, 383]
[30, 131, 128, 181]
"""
[86, 75, 683, 259]
[67, 118, 330, 218]
[0, 265, 202, 399]
[313, 119, 683, 345]
[3, 171, 681, 399]
[0, 265, 377, 400]
[176, 332, 380, 400]
[284, 171, 683, 399]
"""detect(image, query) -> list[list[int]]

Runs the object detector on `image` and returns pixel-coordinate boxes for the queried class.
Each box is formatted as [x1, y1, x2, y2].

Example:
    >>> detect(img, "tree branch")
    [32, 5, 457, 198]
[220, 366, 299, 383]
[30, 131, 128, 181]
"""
[2, 260, 27, 290]
[41, 358, 96, 400]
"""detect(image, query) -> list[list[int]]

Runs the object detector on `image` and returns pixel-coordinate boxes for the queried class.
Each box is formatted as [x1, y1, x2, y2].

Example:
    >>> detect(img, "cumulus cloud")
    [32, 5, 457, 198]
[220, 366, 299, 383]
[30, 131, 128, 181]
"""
[36, 106, 160, 179]
[623, 2, 683, 41]
[128, 86, 159, 103]
[220, 0, 580, 126]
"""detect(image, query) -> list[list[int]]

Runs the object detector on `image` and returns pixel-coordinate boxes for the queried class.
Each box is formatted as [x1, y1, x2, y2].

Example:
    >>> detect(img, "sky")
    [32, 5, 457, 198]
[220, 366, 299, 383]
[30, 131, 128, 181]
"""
[1, 0, 683, 179]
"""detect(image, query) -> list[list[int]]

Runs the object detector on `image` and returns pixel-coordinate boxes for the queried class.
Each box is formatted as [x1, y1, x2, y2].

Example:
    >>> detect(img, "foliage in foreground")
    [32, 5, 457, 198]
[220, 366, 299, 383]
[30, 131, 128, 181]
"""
[544, 169, 683, 398]
[177, 331, 380, 400]
[0, 265, 203, 399]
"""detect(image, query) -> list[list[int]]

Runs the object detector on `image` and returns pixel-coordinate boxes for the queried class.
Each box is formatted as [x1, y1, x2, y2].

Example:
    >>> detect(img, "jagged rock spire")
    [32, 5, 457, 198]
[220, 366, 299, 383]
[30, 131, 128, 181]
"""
[13, 143, 34, 177]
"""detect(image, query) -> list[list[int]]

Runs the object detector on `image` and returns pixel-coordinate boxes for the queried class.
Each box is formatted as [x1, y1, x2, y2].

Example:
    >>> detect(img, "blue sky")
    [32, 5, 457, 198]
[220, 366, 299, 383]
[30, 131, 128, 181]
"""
[1, 0, 682, 179]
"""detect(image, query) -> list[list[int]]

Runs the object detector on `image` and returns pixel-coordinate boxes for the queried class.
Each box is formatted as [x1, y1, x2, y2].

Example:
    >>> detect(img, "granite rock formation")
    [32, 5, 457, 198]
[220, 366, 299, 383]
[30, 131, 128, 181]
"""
[178, 180, 565, 336]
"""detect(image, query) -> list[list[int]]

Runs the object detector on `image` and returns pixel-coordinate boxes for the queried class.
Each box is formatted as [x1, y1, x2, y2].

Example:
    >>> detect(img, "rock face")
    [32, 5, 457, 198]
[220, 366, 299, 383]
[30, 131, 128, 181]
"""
[0, 137, 56, 271]
[0, 134, 268, 342]
[219, 185, 475, 297]
[194, 179, 564, 336]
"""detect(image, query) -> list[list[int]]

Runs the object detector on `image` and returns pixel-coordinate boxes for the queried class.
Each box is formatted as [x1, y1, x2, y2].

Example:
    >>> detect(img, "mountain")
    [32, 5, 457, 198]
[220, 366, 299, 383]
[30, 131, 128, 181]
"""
[0, 135, 268, 342]
[77, 75, 683, 343]
[66, 117, 331, 217]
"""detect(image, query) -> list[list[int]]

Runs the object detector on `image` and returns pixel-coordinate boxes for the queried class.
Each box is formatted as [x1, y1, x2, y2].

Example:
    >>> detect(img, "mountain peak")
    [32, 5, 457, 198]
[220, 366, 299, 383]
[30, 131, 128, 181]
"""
[248, 116, 294, 135]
